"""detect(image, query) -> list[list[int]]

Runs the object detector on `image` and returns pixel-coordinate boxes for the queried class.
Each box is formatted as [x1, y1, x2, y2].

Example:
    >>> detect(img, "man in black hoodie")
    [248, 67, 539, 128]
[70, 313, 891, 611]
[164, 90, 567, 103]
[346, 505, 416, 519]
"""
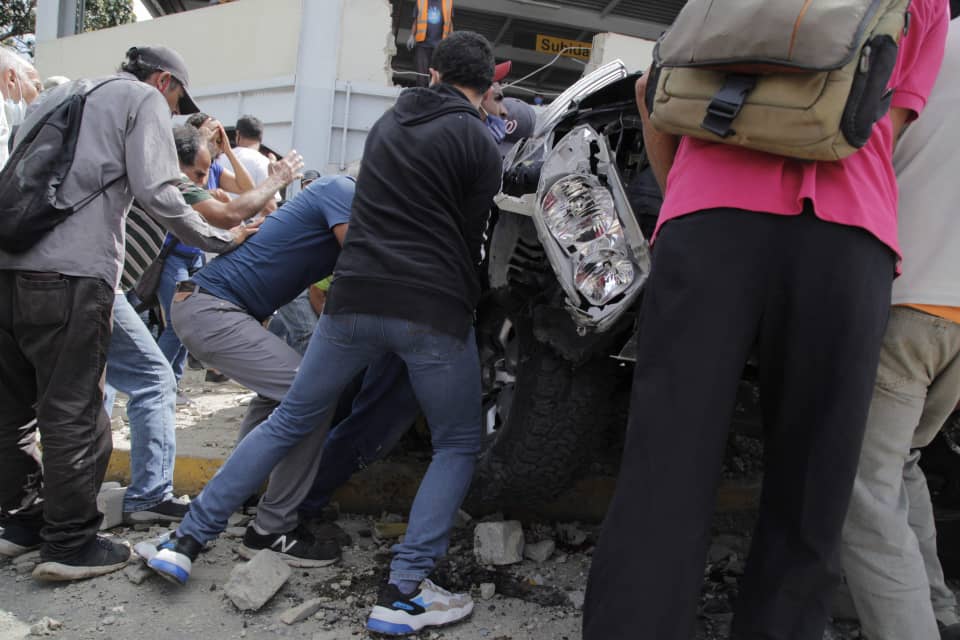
[149, 31, 502, 636]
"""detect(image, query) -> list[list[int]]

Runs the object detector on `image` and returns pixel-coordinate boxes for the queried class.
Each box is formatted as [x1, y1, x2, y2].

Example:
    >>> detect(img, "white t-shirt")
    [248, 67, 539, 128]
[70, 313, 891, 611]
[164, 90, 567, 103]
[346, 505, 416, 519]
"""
[891, 19, 960, 306]
[219, 145, 278, 199]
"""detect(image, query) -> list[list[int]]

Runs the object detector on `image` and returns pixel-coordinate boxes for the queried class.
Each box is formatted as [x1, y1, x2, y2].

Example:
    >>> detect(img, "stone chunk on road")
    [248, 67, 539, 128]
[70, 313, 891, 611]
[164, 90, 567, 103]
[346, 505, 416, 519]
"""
[124, 561, 154, 585]
[524, 540, 556, 564]
[28, 617, 62, 636]
[224, 549, 291, 611]
[479, 583, 496, 600]
[96, 486, 127, 531]
[280, 598, 324, 625]
[474, 521, 524, 566]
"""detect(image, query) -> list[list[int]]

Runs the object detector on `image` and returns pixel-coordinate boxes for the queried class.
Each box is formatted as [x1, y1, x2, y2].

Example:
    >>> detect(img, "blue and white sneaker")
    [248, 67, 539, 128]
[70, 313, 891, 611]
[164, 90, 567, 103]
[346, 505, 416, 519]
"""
[366, 579, 474, 636]
[132, 531, 172, 563]
[147, 532, 202, 586]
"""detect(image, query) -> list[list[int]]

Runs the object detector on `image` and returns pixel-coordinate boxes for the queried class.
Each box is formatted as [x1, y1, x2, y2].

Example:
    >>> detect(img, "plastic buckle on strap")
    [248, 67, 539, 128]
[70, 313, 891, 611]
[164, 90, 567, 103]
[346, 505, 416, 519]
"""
[701, 74, 757, 138]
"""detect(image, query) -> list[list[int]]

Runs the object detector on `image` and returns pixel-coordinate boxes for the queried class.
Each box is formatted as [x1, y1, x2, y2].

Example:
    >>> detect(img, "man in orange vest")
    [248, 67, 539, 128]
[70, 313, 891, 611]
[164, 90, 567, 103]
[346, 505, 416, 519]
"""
[406, 0, 453, 87]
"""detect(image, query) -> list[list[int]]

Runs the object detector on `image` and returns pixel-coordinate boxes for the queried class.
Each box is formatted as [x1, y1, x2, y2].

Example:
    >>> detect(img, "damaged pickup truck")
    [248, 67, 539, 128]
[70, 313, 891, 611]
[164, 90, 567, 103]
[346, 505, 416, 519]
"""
[469, 60, 664, 509]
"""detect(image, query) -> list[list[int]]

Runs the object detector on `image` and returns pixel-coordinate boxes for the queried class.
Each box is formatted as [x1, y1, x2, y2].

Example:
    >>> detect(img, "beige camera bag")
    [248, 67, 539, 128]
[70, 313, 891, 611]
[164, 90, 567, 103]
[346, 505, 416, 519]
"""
[647, 0, 911, 161]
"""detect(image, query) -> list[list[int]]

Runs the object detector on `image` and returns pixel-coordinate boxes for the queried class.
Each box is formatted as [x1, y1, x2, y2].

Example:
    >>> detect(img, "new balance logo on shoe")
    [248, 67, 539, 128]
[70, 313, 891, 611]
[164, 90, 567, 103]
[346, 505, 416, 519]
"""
[272, 535, 297, 555]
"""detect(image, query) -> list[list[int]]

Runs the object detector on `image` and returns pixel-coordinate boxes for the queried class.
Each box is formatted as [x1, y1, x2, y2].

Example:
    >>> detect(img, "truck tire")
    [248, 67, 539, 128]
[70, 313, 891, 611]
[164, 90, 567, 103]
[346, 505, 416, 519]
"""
[467, 312, 620, 512]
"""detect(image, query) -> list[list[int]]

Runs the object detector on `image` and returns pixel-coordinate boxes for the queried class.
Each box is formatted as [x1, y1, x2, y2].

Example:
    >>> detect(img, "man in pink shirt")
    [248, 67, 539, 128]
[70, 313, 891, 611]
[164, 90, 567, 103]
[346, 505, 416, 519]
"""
[583, 2, 950, 639]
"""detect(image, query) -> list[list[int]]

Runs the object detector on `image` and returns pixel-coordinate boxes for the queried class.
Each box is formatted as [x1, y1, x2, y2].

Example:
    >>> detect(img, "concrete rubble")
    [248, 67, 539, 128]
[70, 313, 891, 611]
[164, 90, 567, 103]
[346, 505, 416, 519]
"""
[96, 485, 127, 531]
[479, 582, 496, 600]
[224, 549, 291, 611]
[123, 560, 154, 585]
[280, 598, 325, 625]
[28, 617, 62, 636]
[524, 539, 556, 564]
[474, 521, 525, 565]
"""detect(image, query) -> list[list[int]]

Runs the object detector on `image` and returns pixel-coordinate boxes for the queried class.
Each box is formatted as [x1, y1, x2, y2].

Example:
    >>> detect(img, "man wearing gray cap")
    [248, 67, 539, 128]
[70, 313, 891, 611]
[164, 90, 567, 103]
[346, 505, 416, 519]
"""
[0, 44, 256, 582]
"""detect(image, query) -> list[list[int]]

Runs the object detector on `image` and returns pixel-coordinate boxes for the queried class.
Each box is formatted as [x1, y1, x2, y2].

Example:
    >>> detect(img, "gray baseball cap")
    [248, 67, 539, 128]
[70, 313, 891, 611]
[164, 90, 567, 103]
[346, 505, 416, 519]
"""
[127, 45, 200, 114]
[499, 97, 536, 156]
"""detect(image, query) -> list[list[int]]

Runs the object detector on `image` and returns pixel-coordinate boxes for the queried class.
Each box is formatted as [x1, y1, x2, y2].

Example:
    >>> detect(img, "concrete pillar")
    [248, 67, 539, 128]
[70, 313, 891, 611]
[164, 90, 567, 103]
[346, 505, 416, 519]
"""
[290, 0, 344, 174]
[36, 0, 83, 42]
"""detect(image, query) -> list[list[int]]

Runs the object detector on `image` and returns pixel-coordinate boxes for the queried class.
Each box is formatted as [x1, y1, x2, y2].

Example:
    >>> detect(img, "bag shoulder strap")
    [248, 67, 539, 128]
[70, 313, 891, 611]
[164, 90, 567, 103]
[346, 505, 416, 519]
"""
[63, 77, 134, 213]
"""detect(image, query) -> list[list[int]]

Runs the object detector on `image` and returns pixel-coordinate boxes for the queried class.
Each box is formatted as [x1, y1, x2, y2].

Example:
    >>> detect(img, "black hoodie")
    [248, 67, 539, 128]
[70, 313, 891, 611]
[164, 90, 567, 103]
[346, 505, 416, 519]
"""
[324, 84, 502, 339]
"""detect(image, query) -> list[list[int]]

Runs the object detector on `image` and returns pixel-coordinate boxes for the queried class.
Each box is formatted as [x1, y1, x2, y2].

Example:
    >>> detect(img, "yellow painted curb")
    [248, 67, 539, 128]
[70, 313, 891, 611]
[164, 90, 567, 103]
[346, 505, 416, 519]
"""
[105, 449, 224, 496]
[105, 448, 760, 520]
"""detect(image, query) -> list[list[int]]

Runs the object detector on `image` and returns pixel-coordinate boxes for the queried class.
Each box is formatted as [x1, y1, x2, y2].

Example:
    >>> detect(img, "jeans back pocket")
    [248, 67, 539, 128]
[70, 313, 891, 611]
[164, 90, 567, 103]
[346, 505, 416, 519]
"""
[15, 272, 68, 327]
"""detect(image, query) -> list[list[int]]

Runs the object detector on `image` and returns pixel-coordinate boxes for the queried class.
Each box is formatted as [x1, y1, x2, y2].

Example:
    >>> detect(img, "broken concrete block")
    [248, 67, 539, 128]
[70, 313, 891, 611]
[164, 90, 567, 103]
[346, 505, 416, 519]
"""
[524, 540, 555, 564]
[280, 598, 324, 625]
[568, 590, 585, 610]
[224, 549, 291, 611]
[479, 583, 496, 600]
[225, 527, 247, 538]
[474, 521, 524, 566]
[97, 487, 127, 531]
[124, 561, 154, 585]
[100, 482, 122, 491]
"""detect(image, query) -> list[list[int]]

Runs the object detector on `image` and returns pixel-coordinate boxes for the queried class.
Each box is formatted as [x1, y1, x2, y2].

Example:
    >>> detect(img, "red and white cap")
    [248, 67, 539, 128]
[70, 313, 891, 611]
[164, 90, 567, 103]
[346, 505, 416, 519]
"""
[493, 61, 512, 84]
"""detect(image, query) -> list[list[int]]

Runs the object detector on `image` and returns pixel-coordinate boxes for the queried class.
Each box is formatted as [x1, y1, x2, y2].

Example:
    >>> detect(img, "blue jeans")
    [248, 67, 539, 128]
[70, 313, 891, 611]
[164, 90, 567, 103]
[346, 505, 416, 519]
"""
[297, 353, 420, 517]
[157, 252, 204, 382]
[178, 313, 482, 583]
[268, 290, 318, 356]
[104, 293, 177, 512]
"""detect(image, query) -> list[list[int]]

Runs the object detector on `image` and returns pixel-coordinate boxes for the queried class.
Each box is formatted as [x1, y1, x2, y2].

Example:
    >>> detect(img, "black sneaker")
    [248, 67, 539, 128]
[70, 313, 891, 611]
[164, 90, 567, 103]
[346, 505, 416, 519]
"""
[123, 497, 191, 525]
[32, 535, 130, 582]
[940, 621, 960, 640]
[0, 523, 42, 558]
[238, 524, 340, 568]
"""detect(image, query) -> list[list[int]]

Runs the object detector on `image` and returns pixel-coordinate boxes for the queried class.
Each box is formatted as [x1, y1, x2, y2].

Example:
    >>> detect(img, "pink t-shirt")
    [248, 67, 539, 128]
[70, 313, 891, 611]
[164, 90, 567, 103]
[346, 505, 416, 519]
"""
[655, 0, 949, 259]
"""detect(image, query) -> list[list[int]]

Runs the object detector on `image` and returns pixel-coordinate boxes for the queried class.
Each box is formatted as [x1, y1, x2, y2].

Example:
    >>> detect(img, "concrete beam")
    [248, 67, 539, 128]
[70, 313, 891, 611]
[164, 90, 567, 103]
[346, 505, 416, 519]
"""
[493, 17, 513, 47]
[600, 0, 625, 17]
[443, 0, 665, 40]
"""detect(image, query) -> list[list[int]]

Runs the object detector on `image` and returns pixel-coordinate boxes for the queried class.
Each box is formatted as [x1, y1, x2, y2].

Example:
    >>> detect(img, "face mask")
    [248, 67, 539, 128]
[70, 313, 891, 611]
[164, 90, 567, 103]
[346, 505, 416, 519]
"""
[485, 114, 507, 144]
[3, 75, 27, 127]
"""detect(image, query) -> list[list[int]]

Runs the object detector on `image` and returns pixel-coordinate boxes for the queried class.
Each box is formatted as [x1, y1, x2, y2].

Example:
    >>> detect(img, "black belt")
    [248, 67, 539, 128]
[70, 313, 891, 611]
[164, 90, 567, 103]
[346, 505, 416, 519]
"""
[175, 280, 213, 296]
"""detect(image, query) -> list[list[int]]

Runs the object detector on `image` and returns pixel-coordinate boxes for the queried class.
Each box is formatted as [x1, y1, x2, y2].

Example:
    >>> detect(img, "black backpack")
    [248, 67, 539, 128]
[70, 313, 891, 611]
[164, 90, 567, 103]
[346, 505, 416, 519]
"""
[0, 78, 126, 253]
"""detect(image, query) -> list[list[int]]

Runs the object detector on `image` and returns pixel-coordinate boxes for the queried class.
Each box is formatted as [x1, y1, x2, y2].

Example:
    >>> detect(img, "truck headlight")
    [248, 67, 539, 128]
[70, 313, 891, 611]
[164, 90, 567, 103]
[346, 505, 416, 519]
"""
[541, 174, 633, 305]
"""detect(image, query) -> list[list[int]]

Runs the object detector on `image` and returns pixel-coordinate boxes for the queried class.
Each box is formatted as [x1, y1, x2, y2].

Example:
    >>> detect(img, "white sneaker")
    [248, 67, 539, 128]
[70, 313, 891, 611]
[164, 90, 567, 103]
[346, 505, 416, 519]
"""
[366, 578, 474, 635]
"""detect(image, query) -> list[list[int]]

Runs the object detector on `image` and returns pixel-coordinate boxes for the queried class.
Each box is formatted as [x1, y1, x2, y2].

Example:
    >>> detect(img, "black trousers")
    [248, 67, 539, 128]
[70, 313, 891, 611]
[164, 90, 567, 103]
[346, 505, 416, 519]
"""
[414, 44, 434, 87]
[583, 209, 894, 640]
[0, 270, 114, 559]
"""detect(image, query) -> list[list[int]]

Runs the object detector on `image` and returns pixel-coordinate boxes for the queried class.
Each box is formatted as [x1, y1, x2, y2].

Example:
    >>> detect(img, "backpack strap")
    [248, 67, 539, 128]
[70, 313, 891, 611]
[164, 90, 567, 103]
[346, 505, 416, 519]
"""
[61, 77, 133, 213]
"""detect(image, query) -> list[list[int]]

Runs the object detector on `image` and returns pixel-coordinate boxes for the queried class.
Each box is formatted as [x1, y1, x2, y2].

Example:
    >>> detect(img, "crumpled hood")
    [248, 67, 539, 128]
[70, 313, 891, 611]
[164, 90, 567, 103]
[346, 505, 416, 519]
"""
[394, 83, 481, 126]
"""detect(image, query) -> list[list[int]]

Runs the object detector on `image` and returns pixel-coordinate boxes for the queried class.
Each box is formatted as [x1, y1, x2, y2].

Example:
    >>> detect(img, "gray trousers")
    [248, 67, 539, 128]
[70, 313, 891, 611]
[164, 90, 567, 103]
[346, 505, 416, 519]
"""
[171, 291, 328, 534]
[841, 306, 960, 640]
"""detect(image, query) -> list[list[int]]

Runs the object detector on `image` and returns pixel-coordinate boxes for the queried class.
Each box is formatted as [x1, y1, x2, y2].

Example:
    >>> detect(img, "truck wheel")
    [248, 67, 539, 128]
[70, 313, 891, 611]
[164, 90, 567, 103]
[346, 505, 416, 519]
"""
[467, 308, 620, 512]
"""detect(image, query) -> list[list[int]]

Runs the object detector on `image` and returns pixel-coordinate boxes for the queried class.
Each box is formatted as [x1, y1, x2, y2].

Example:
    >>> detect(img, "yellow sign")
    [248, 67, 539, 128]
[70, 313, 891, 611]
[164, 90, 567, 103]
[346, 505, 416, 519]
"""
[536, 34, 591, 61]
